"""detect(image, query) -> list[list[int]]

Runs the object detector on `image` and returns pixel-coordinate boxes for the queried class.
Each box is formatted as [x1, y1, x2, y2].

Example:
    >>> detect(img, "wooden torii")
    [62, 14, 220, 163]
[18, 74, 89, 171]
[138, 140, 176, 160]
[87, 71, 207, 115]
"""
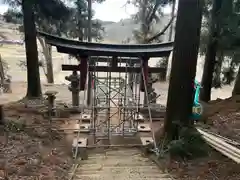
[38, 31, 173, 99]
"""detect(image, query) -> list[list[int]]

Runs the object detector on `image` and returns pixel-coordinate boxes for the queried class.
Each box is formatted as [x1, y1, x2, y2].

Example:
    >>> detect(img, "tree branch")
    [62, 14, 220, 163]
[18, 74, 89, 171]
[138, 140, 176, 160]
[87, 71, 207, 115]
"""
[147, 15, 175, 43]
[147, 2, 160, 25]
[37, 36, 48, 77]
[147, 0, 171, 24]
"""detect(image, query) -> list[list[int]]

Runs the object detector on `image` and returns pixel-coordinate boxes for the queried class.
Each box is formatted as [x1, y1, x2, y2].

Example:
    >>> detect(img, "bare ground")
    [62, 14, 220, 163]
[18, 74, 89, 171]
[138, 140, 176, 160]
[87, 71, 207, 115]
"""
[0, 82, 240, 180]
[0, 82, 77, 180]
[203, 96, 240, 142]
[156, 96, 240, 180]
[0, 102, 73, 180]
[164, 150, 240, 180]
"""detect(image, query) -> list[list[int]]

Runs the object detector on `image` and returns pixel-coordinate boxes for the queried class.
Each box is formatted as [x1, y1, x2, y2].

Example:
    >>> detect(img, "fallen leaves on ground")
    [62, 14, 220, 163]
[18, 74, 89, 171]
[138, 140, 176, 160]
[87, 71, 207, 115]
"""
[204, 96, 240, 142]
[0, 101, 73, 180]
[161, 96, 240, 180]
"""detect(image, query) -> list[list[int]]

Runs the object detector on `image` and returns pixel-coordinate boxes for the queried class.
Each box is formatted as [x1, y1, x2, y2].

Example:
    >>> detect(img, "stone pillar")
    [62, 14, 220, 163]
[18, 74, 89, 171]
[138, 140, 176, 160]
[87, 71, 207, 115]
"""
[65, 71, 80, 107]
[150, 91, 157, 104]
[45, 91, 58, 121]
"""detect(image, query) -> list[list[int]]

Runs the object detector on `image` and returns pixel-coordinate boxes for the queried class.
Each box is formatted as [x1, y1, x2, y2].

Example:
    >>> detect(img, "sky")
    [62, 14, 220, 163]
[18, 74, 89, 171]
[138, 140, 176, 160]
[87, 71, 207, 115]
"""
[0, 0, 172, 22]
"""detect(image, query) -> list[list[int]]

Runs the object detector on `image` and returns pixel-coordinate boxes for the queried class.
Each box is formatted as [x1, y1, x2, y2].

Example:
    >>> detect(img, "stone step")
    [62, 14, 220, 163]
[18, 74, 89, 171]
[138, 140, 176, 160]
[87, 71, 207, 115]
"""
[71, 148, 174, 180]
[85, 155, 150, 161]
[88, 149, 142, 156]
[77, 163, 159, 171]
[74, 174, 172, 180]
[76, 167, 162, 175]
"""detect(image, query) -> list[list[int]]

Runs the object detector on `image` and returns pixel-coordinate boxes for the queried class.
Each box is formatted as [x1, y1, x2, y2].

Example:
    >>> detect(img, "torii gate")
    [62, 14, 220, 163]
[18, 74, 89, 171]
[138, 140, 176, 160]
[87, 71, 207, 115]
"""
[38, 31, 173, 100]
[38, 31, 173, 147]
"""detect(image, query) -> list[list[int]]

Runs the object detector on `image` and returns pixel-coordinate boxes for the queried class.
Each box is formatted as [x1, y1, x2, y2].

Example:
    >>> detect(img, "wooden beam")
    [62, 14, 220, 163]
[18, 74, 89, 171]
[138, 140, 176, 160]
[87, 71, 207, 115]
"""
[111, 56, 118, 67]
[89, 56, 139, 64]
[38, 31, 173, 57]
[80, 57, 88, 90]
[62, 64, 165, 73]
[62, 65, 79, 71]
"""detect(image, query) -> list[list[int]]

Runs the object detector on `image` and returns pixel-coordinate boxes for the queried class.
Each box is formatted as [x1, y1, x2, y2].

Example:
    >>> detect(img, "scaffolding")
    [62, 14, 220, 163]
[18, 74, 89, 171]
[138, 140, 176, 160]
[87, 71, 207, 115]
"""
[38, 31, 173, 151]
[88, 58, 142, 144]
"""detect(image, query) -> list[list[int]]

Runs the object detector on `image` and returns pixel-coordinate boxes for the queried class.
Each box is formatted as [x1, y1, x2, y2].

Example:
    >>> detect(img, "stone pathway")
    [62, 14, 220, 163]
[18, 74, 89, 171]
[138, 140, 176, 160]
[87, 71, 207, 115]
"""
[72, 148, 174, 180]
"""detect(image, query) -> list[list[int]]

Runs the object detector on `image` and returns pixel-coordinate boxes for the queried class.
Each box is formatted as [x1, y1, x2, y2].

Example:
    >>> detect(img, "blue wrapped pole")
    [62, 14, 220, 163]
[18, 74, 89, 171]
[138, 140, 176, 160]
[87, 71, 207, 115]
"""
[192, 80, 203, 120]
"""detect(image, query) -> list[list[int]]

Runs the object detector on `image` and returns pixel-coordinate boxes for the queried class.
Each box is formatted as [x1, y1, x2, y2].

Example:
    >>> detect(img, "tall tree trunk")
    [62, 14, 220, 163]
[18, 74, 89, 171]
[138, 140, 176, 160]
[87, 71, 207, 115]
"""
[46, 45, 54, 83]
[168, 0, 176, 42]
[38, 37, 54, 83]
[160, 0, 176, 82]
[78, 8, 84, 41]
[200, 0, 223, 102]
[232, 67, 240, 95]
[140, 0, 148, 43]
[87, 0, 92, 42]
[22, 0, 42, 98]
[87, 0, 92, 106]
[164, 0, 203, 140]
[212, 50, 224, 88]
[140, 0, 148, 104]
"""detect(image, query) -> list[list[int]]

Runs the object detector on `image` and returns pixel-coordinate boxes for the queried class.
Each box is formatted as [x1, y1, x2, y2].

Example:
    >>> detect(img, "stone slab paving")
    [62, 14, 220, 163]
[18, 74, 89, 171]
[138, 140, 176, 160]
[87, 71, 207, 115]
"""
[72, 148, 174, 180]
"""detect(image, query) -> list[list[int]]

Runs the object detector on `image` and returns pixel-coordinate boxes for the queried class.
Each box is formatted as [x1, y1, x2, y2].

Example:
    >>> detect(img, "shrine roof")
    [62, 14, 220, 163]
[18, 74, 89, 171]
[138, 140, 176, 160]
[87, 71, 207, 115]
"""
[38, 31, 173, 58]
